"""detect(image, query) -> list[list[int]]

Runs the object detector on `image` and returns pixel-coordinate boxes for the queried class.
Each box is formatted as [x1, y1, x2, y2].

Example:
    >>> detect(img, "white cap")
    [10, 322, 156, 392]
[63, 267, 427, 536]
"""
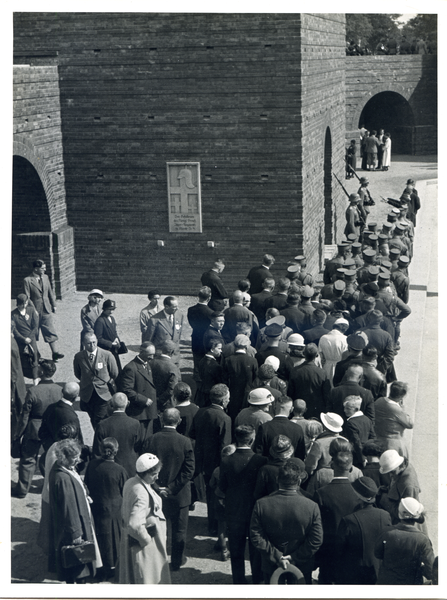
[248, 388, 274, 405]
[288, 333, 305, 346]
[136, 453, 160, 473]
[88, 288, 104, 297]
[264, 356, 280, 371]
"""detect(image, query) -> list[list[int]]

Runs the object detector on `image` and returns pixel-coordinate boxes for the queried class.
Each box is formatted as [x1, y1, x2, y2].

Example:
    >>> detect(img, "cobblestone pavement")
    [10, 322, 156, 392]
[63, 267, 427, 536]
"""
[10, 154, 437, 586]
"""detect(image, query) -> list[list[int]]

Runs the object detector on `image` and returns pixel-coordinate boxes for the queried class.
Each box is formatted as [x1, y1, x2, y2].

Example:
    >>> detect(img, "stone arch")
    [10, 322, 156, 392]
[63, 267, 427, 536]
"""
[349, 83, 413, 133]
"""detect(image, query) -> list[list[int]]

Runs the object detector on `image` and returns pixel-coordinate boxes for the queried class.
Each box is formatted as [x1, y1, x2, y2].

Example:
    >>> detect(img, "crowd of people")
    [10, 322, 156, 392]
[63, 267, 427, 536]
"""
[10, 174, 436, 585]
[346, 36, 436, 56]
[346, 127, 391, 180]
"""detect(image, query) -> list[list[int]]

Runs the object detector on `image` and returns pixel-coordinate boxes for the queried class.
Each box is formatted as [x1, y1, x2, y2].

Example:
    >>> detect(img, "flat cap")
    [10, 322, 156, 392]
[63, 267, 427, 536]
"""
[287, 264, 300, 273]
[347, 333, 368, 351]
[300, 285, 314, 298]
[264, 323, 283, 337]
[334, 280, 346, 291]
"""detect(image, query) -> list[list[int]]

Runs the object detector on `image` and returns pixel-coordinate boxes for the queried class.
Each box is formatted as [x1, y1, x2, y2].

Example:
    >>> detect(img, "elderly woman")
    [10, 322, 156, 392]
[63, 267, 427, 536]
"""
[84, 437, 128, 581]
[11, 293, 40, 385]
[375, 497, 434, 584]
[48, 438, 102, 583]
[378, 449, 421, 524]
[118, 453, 171, 584]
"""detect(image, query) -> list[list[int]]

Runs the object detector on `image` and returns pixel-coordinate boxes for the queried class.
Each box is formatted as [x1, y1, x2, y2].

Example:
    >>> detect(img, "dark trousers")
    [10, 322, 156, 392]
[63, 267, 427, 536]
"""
[163, 502, 189, 568]
[192, 351, 204, 382]
[204, 473, 217, 535]
[16, 437, 41, 496]
[138, 419, 153, 452]
[80, 390, 110, 430]
[227, 519, 262, 584]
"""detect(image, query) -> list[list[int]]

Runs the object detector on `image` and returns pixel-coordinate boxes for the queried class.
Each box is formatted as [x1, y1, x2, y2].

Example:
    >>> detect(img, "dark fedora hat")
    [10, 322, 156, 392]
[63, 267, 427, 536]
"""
[103, 299, 116, 310]
[351, 476, 378, 503]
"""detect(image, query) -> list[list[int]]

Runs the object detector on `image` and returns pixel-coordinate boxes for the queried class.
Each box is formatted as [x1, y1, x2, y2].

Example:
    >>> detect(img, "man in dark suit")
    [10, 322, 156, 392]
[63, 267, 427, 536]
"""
[255, 322, 293, 382]
[250, 461, 323, 584]
[23, 259, 64, 361]
[94, 299, 123, 372]
[73, 332, 119, 429]
[250, 277, 275, 327]
[203, 312, 226, 352]
[219, 424, 267, 584]
[190, 384, 232, 535]
[254, 396, 306, 459]
[12, 360, 62, 498]
[246, 254, 275, 295]
[118, 342, 158, 446]
[287, 344, 332, 419]
[303, 309, 330, 345]
[187, 286, 213, 380]
[39, 381, 83, 452]
[264, 277, 291, 312]
[221, 291, 255, 343]
[201, 260, 228, 311]
[145, 296, 184, 366]
[280, 292, 306, 334]
[314, 451, 362, 584]
[92, 393, 141, 477]
[150, 341, 182, 412]
[329, 364, 375, 424]
[148, 408, 195, 571]
[343, 395, 376, 468]
[222, 334, 258, 421]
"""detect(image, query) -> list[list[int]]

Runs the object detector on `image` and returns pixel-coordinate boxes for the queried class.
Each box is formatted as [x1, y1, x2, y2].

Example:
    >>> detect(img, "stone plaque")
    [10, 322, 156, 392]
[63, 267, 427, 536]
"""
[167, 162, 202, 233]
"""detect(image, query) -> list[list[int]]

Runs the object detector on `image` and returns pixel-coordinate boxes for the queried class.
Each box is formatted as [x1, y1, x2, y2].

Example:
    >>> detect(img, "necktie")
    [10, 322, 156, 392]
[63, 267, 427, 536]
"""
[89, 353, 94, 361]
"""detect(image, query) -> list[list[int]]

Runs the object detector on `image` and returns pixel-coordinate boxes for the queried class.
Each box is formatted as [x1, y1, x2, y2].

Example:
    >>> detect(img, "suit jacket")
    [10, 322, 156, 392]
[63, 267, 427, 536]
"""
[190, 404, 232, 479]
[201, 269, 228, 302]
[330, 382, 375, 423]
[361, 325, 394, 373]
[39, 399, 83, 451]
[287, 362, 332, 419]
[80, 303, 101, 334]
[264, 292, 288, 312]
[254, 416, 306, 460]
[303, 325, 330, 345]
[16, 380, 63, 441]
[221, 304, 254, 343]
[250, 489, 323, 570]
[280, 306, 306, 334]
[118, 357, 157, 421]
[187, 303, 214, 354]
[73, 347, 119, 403]
[222, 352, 258, 420]
[23, 273, 56, 315]
[145, 310, 184, 359]
[150, 355, 181, 409]
[219, 448, 267, 523]
[202, 326, 225, 352]
[93, 411, 141, 477]
[247, 265, 272, 295]
[148, 427, 195, 508]
[94, 313, 120, 351]
[250, 290, 273, 325]
[343, 413, 376, 467]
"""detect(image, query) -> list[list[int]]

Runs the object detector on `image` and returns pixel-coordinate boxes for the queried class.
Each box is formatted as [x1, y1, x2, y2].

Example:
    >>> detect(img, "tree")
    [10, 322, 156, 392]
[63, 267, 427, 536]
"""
[401, 14, 437, 42]
[346, 14, 401, 50]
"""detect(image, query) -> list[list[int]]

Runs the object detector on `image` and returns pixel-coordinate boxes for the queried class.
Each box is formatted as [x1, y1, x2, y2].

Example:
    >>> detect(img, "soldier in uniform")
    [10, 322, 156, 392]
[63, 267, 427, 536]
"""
[344, 194, 363, 241]
[323, 243, 351, 285]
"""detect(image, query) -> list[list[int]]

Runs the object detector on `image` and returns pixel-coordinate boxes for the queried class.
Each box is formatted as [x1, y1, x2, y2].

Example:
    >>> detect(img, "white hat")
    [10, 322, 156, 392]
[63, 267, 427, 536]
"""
[320, 412, 344, 432]
[248, 388, 274, 406]
[398, 497, 424, 520]
[287, 264, 300, 273]
[334, 317, 349, 326]
[234, 334, 250, 348]
[288, 333, 305, 346]
[88, 288, 104, 297]
[264, 356, 280, 371]
[266, 315, 286, 327]
[136, 453, 160, 473]
[379, 449, 404, 474]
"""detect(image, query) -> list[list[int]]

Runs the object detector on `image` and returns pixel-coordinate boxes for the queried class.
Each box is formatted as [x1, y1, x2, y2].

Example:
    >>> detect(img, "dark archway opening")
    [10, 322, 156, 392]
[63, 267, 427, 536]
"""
[359, 92, 415, 155]
[12, 156, 53, 297]
[323, 127, 333, 245]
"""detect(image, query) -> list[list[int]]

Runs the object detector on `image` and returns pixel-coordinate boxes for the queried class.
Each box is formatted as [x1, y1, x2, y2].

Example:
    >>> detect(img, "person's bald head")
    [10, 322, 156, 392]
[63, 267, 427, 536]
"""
[62, 382, 80, 402]
[111, 392, 129, 410]
[233, 290, 244, 305]
[345, 364, 363, 383]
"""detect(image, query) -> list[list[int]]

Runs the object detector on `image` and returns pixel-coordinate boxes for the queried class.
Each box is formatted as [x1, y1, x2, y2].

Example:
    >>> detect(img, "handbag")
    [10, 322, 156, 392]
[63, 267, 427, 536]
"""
[61, 540, 96, 569]
[107, 378, 117, 395]
[117, 341, 128, 355]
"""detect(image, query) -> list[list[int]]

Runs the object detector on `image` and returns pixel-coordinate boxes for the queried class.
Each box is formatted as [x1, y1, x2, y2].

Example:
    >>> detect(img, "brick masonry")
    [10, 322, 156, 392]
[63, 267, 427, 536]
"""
[13, 65, 76, 298]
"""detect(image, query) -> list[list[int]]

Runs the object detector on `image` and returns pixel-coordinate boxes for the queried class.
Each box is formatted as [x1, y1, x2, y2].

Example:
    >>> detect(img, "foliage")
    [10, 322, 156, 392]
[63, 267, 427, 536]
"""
[346, 14, 401, 49]
[401, 14, 437, 41]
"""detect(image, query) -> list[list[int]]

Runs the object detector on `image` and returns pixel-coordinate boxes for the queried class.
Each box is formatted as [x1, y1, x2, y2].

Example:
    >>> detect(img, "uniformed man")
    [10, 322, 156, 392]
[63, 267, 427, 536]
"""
[344, 193, 363, 241]
[323, 243, 351, 285]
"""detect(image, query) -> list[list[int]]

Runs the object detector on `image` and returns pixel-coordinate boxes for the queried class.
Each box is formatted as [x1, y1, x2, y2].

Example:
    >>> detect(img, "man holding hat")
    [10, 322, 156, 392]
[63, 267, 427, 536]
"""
[344, 193, 363, 240]
[94, 298, 124, 373]
[222, 334, 258, 421]
[318, 318, 349, 383]
[235, 388, 274, 432]
[80, 288, 103, 350]
[250, 461, 323, 584]
[337, 477, 392, 584]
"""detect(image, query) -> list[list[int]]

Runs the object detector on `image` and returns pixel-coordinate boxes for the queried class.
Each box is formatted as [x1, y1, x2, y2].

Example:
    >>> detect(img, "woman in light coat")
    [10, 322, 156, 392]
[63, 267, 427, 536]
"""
[118, 453, 171, 584]
[382, 133, 392, 171]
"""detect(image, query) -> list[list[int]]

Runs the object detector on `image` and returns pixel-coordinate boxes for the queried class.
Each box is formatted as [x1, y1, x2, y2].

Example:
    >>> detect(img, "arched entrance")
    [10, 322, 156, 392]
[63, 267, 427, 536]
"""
[12, 156, 55, 297]
[359, 91, 415, 154]
[323, 127, 333, 244]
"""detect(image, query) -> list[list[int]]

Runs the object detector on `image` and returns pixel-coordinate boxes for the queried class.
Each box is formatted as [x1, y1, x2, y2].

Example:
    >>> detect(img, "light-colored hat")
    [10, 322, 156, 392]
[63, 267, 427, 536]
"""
[300, 285, 314, 298]
[398, 497, 424, 520]
[136, 453, 160, 473]
[88, 288, 104, 297]
[287, 264, 300, 273]
[266, 315, 286, 327]
[248, 388, 274, 406]
[264, 355, 280, 371]
[234, 334, 250, 348]
[288, 333, 305, 346]
[320, 412, 344, 432]
[334, 317, 349, 326]
[379, 449, 404, 474]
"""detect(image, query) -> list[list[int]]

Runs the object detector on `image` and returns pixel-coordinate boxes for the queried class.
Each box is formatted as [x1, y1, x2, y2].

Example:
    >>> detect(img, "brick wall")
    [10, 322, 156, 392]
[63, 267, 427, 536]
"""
[345, 55, 437, 154]
[13, 65, 76, 297]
